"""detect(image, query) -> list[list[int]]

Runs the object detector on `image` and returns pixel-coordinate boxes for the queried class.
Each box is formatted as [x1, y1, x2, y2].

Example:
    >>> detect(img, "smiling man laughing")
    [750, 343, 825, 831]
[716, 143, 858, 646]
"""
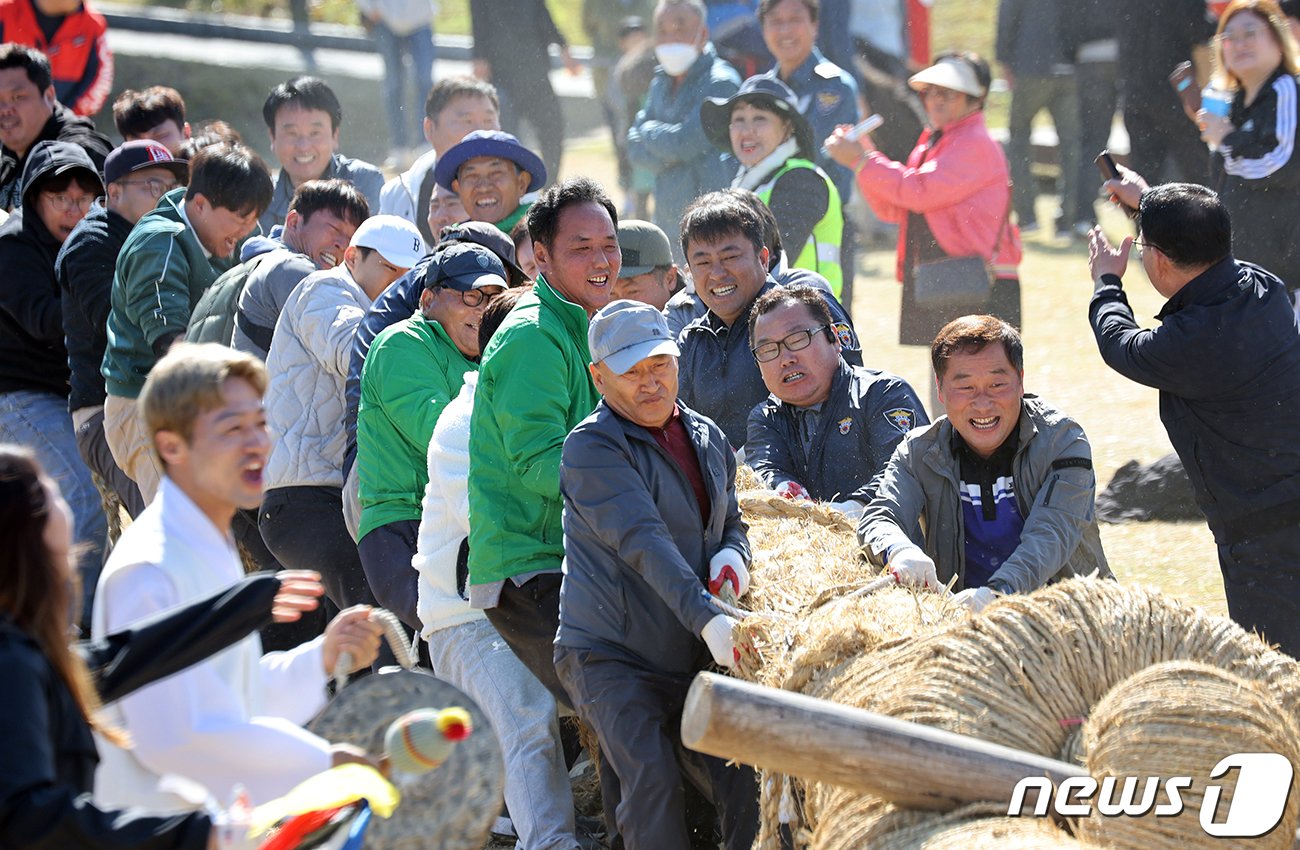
[435, 129, 546, 235]
[858, 315, 1111, 612]
[467, 176, 620, 708]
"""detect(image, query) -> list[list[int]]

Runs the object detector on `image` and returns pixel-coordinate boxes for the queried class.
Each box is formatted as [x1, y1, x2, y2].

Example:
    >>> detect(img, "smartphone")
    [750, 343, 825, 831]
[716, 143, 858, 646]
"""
[1094, 150, 1120, 181]
[1168, 61, 1201, 121]
[1095, 150, 1139, 219]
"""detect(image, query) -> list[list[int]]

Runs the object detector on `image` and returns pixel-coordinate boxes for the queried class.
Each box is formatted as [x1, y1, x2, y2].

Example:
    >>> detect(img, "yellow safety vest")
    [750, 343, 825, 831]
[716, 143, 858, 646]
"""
[757, 157, 844, 297]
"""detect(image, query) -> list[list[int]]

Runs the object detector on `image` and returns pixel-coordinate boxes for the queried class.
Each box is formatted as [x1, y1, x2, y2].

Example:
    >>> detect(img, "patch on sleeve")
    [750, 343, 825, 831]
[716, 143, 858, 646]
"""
[832, 321, 855, 349]
[883, 407, 915, 433]
[1052, 457, 1093, 471]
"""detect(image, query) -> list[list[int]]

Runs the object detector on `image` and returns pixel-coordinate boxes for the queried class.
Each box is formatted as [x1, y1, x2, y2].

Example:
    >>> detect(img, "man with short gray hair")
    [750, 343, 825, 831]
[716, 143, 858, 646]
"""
[556, 298, 759, 850]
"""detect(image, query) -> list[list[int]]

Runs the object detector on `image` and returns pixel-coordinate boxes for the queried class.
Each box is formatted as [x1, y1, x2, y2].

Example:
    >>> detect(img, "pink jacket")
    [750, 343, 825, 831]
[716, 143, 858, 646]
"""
[856, 110, 1021, 281]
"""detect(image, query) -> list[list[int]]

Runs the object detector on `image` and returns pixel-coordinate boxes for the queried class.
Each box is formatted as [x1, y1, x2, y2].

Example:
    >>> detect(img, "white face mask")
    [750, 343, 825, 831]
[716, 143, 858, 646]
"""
[655, 42, 701, 77]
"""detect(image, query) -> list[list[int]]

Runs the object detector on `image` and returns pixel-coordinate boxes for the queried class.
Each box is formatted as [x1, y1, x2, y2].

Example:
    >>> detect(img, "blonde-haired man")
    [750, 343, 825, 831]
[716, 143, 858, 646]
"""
[91, 343, 383, 811]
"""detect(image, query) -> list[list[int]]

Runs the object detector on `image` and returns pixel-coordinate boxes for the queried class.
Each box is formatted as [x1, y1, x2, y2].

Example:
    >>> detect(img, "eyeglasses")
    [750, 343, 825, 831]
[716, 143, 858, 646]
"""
[41, 192, 94, 213]
[117, 176, 180, 198]
[917, 87, 960, 103]
[1132, 239, 1163, 257]
[752, 324, 829, 362]
[1217, 26, 1267, 45]
[437, 285, 493, 307]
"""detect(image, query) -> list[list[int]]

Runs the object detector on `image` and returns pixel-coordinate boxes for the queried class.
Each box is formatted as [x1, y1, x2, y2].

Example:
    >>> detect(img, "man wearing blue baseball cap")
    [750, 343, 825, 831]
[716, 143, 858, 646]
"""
[433, 129, 546, 234]
[556, 298, 759, 850]
[356, 242, 508, 628]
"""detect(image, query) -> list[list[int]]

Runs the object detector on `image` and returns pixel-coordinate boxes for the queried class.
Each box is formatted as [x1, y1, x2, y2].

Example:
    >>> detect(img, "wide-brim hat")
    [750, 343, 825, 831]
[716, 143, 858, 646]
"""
[908, 56, 987, 99]
[700, 75, 815, 160]
[433, 130, 547, 193]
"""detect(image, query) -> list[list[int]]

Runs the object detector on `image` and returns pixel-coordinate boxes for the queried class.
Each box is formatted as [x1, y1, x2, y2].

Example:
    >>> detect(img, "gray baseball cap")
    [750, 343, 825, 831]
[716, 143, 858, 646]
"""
[617, 219, 673, 278]
[588, 299, 681, 375]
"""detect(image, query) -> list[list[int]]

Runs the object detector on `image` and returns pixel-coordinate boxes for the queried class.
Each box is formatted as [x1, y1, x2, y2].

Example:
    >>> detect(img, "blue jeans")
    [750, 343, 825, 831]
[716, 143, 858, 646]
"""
[372, 22, 435, 150]
[0, 390, 107, 626]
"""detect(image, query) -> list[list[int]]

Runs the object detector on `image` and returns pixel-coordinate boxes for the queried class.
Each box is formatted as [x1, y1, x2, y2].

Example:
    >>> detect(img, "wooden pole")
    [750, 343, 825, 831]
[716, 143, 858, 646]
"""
[680, 672, 1086, 811]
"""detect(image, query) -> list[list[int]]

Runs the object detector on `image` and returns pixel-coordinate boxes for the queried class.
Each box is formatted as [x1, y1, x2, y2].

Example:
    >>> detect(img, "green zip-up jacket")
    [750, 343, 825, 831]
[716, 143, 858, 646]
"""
[357, 313, 476, 540]
[102, 188, 234, 399]
[467, 275, 600, 585]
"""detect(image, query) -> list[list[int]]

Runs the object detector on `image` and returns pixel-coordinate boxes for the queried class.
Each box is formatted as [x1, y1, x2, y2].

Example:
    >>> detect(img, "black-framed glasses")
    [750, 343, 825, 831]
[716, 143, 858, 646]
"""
[1132, 239, 1162, 257]
[752, 325, 829, 362]
[436, 284, 493, 307]
[117, 176, 180, 198]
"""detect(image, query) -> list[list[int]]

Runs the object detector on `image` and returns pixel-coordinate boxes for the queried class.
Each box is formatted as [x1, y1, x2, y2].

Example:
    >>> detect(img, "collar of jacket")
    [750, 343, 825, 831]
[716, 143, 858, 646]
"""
[534, 273, 591, 343]
[602, 398, 711, 451]
[1155, 255, 1246, 320]
[923, 396, 1039, 480]
[413, 309, 474, 361]
[779, 46, 830, 89]
[921, 109, 987, 151]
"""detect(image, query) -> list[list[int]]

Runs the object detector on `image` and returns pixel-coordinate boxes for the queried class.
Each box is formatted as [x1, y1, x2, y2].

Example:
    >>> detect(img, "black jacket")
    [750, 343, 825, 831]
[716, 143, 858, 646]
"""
[558, 402, 748, 674]
[469, 0, 565, 77]
[0, 102, 110, 212]
[746, 359, 928, 503]
[996, 0, 1072, 75]
[1090, 258, 1300, 544]
[0, 573, 280, 849]
[56, 204, 133, 411]
[677, 277, 861, 449]
[0, 140, 99, 398]
[1214, 70, 1300, 289]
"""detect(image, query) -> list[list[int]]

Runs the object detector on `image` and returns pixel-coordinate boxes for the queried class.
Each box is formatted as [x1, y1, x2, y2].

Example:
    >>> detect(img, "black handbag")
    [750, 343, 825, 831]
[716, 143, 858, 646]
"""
[911, 192, 1011, 310]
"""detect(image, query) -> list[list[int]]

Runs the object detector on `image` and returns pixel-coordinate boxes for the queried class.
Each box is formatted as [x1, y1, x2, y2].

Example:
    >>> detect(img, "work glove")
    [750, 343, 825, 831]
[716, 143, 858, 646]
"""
[701, 614, 739, 668]
[886, 543, 940, 591]
[775, 480, 810, 501]
[953, 586, 997, 613]
[708, 547, 750, 598]
[825, 499, 866, 522]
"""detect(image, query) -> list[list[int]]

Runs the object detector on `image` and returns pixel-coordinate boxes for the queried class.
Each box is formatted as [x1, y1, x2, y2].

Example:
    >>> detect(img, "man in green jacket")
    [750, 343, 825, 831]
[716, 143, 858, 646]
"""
[467, 176, 619, 705]
[357, 243, 507, 629]
[102, 142, 273, 502]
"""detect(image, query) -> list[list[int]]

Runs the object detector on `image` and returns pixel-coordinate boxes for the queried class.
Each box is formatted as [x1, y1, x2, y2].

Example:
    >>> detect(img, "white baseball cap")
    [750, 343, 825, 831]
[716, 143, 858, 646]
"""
[350, 215, 426, 269]
[908, 56, 986, 99]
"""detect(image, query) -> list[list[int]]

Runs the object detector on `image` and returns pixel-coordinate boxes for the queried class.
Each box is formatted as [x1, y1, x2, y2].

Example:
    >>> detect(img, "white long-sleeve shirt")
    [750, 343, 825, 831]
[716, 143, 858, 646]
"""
[413, 372, 486, 638]
[91, 477, 332, 810]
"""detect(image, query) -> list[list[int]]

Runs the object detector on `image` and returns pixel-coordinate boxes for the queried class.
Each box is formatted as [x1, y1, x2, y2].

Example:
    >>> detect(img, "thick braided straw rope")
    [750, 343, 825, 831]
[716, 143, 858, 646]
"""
[765, 579, 1300, 848]
[1076, 661, 1300, 850]
[811, 799, 1085, 850]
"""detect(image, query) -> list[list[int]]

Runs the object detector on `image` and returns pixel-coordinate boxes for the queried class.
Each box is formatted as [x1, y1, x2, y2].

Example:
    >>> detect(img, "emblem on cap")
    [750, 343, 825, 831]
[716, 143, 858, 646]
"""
[146, 142, 171, 162]
[477, 252, 489, 268]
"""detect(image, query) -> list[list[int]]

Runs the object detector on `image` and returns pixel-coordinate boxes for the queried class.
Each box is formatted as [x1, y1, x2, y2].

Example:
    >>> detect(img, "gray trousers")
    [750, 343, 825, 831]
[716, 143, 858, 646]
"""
[426, 618, 579, 850]
[1006, 73, 1082, 228]
[555, 646, 759, 850]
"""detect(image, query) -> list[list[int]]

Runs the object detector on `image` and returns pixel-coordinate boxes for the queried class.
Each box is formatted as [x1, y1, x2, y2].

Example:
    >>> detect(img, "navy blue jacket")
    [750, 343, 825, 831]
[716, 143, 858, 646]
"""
[56, 204, 133, 412]
[746, 359, 927, 502]
[677, 277, 861, 449]
[1090, 258, 1300, 544]
[558, 401, 747, 674]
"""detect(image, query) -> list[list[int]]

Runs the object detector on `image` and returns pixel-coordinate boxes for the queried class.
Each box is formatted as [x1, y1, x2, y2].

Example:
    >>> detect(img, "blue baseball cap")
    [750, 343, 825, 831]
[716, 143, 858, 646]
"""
[433, 130, 547, 193]
[589, 299, 681, 375]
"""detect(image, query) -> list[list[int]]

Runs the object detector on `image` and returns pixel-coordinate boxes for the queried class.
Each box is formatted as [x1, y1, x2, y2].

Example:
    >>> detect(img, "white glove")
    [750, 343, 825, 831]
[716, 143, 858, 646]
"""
[701, 614, 738, 668]
[826, 499, 866, 522]
[886, 543, 940, 590]
[708, 547, 750, 598]
[953, 586, 997, 613]
[775, 480, 810, 501]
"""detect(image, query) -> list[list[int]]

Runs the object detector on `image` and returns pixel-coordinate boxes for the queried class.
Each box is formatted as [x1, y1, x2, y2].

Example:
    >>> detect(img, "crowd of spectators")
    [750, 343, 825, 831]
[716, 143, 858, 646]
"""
[2, 0, 1300, 847]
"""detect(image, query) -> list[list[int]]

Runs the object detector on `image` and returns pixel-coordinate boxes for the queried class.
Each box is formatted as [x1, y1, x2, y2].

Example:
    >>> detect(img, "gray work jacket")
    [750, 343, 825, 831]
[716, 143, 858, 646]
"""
[557, 401, 749, 674]
[858, 395, 1111, 593]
